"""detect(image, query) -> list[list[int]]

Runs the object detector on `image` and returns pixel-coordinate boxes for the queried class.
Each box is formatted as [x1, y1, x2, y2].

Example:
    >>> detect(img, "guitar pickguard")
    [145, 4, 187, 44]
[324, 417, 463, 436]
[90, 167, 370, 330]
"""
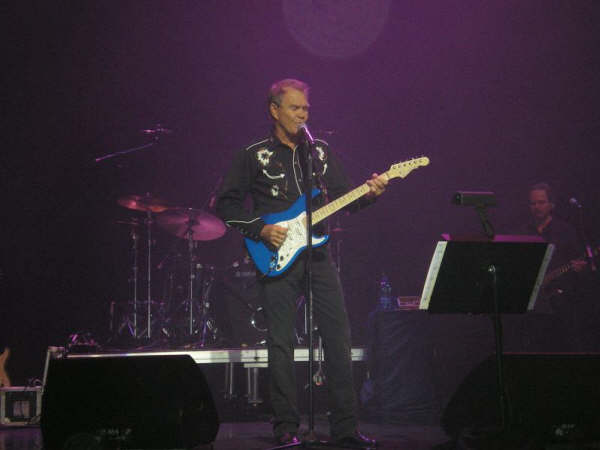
[244, 189, 329, 277]
[271, 213, 328, 273]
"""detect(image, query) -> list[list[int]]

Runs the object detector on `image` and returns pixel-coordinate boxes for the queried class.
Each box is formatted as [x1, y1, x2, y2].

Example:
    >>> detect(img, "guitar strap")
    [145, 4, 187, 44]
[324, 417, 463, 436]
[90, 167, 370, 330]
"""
[310, 147, 328, 200]
[311, 156, 331, 236]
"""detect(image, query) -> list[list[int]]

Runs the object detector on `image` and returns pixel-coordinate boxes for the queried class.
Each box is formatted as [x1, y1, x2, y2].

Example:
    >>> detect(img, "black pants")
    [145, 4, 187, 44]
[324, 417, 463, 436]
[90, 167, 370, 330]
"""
[261, 249, 357, 439]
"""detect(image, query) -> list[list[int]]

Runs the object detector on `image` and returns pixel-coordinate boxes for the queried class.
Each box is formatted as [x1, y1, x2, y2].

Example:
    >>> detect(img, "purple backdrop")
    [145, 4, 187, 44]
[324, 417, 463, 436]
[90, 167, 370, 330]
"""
[4, 0, 600, 383]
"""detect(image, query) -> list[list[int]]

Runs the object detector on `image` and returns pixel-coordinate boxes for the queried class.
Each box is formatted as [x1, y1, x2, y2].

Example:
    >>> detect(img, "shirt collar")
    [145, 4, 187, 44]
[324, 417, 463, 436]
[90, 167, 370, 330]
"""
[267, 132, 299, 151]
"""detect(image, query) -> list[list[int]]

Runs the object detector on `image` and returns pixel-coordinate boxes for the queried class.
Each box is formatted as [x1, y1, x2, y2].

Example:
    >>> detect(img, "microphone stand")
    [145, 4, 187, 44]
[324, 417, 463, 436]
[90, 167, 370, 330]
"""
[94, 141, 157, 163]
[93, 124, 171, 164]
[268, 133, 320, 450]
[302, 137, 318, 444]
[270, 126, 341, 450]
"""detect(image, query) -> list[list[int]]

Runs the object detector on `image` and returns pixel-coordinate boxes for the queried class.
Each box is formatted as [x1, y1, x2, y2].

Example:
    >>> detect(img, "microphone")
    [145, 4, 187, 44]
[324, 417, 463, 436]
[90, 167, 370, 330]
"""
[569, 197, 582, 208]
[141, 124, 173, 135]
[207, 175, 223, 209]
[208, 194, 216, 209]
[298, 123, 315, 146]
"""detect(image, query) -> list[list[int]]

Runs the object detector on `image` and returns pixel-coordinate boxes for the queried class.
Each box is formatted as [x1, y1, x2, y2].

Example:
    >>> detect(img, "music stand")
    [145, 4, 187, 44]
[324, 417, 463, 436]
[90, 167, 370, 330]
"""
[419, 236, 554, 432]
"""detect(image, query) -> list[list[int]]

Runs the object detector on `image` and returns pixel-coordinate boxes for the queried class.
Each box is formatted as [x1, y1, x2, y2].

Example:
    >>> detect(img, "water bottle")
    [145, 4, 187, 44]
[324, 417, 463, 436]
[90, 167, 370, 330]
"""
[378, 274, 393, 310]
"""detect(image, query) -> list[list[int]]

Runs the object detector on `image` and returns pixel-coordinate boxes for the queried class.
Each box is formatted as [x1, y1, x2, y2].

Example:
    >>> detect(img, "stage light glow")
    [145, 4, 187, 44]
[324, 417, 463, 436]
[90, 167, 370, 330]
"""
[283, 0, 391, 59]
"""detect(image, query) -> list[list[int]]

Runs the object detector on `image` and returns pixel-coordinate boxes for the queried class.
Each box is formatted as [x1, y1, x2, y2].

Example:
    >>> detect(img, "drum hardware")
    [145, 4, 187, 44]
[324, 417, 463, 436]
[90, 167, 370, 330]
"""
[249, 306, 267, 333]
[111, 214, 141, 339]
[95, 125, 184, 345]
[109, 300, 171, 347]
[221, 258, 269, 346]
[222, 257, 305, 347]
[94, 123, 172, 164]
[111, 194, 226, 348]
[198, 263, 219, 347]
[222, 261, 264, 326]
[117, 192, 174, 340]
[156, 208, 225, 347]
[155, 207, 226, 241]
[133, 300, 172, 346]
[66, 331, 100, 354]
[117, 194, 171, 214]
[145, 209, 153, 340]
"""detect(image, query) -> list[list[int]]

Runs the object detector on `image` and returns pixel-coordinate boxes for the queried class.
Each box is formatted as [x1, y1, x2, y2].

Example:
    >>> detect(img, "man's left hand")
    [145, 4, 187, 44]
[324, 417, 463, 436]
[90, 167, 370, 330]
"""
[366, 173, 388, 198]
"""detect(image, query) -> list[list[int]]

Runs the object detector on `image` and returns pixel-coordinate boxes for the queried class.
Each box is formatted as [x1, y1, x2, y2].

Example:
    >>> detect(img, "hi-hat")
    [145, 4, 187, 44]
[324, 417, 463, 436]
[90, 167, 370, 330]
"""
[117, 194, 171, 213]
[156, 208, 226, 241]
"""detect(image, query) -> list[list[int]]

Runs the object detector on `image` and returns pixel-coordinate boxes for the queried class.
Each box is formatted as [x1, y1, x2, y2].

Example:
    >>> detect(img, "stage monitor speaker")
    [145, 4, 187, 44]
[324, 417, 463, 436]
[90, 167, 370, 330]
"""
[41, 354, 219, 450]
[442, 353, 600, 444]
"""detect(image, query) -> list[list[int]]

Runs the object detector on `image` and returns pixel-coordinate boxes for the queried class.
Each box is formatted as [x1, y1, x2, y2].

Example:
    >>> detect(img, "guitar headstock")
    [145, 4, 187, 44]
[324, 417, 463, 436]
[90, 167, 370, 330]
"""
[387, 157, 430, 179]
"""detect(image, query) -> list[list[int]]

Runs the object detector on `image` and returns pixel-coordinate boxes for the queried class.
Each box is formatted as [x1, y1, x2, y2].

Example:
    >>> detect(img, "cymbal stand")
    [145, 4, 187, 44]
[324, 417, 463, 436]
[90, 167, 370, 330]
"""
[186, 223, 196, 338]
[132, 223, 139, 338]
[115, 222, 140, 340]
[145, 209, 153, 340]
[198, 266, 217, 347]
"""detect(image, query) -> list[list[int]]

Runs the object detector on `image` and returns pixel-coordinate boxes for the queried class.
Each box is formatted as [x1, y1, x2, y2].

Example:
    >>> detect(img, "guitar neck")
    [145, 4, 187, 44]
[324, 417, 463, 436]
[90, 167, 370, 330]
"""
[543, 262, 572, 285]
[542, 245, 599, 286]
[312, 172, 389, 226]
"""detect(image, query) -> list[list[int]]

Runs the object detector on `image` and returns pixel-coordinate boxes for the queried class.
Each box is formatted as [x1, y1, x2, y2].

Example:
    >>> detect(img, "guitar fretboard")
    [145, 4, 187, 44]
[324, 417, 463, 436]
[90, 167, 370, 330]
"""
[312, 172, 390, 225]
[544, 263, 572, 285]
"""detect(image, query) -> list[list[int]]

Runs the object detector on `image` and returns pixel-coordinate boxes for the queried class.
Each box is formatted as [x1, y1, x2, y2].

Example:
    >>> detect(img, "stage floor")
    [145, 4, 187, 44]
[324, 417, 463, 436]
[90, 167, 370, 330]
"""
[65, 346, 367, 364]
[0, 417, 450, 450]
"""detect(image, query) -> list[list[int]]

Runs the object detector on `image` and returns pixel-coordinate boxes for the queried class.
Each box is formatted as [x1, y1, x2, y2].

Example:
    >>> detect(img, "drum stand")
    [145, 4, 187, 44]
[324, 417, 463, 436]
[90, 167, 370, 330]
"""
[186, 227, 196, 338]
[116, 210, 161, 343]
[131, 222, 140, 338]
[112, 221, 140, 340]
[197, 263, 216, 347]
[181, 217, 217, 348]
[138, 209, 173, 344]
[133, 209, 157, 341]
[144, 209, 153, 340]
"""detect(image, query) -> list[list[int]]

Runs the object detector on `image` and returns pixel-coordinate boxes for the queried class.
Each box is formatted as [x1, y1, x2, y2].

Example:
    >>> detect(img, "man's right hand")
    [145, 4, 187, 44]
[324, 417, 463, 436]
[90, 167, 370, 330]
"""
[260, 224, 288, 248]
[570, 258, 587, 273]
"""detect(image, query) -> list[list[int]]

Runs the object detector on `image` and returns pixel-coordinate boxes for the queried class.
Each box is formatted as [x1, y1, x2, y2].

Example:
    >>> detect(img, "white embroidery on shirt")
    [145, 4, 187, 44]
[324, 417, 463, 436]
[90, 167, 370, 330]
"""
[256, 148, 274, 167]
[315, 145, 328, 175]
[262, 169, 285, 180]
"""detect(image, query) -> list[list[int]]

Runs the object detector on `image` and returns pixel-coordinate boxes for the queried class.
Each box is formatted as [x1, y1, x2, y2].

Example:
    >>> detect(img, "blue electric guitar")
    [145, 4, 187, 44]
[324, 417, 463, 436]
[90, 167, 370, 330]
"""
[245, 157, 430, 277]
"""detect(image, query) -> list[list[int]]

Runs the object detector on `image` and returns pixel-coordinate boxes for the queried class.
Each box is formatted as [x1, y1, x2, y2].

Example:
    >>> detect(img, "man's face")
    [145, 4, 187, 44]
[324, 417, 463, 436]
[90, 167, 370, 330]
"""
[270, 88, 309, 138]
[529, 189, 553, 222]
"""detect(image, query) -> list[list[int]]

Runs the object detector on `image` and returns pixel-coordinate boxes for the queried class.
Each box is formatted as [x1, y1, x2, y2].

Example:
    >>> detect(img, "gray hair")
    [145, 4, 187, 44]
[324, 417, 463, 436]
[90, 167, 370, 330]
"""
[268, 78, 310, 108]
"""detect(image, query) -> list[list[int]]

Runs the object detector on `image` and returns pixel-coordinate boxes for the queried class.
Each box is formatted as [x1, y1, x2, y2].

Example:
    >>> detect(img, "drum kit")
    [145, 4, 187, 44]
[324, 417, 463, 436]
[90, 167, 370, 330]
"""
[111, 192, 234, 349]
[108, 191, 349, 350]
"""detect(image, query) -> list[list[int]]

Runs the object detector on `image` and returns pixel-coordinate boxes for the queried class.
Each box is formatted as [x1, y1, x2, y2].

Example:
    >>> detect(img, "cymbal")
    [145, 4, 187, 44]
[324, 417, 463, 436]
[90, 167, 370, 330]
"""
[156, 208, 226, 241]
[117, 194, 171, 213]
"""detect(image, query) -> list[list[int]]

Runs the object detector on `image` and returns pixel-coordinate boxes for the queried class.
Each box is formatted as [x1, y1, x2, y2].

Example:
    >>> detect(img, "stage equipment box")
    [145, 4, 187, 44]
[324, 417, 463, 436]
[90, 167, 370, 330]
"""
[0, 386, 42, 426]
